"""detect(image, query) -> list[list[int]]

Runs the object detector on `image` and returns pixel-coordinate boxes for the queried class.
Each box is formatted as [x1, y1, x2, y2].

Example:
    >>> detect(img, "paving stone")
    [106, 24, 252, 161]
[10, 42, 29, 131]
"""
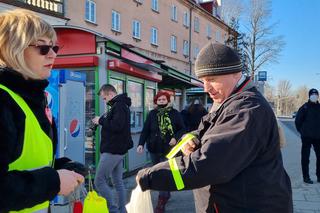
[294, 201, 320, 210]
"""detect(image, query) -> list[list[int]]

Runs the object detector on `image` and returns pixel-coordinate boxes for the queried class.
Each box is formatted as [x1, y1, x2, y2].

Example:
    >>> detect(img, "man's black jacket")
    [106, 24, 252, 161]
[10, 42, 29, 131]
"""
[99, 93, 133, 154]
[295, 101, 320, 139]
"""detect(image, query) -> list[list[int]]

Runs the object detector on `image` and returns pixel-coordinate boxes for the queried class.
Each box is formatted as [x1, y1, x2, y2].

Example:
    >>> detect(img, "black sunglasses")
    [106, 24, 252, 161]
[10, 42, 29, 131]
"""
[28, 44, 60, 55]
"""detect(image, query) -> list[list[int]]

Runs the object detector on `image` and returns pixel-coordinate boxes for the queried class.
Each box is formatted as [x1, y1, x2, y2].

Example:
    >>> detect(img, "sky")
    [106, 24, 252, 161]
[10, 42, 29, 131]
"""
[261, 0, 320, 91]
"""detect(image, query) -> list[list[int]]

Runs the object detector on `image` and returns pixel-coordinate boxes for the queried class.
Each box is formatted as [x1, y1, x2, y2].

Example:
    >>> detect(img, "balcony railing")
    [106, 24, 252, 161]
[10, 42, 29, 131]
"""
[4, 0, 64, 16]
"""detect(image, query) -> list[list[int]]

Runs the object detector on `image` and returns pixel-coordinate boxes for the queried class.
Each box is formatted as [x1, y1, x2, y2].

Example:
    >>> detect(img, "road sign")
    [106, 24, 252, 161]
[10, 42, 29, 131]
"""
[258, 71, 267, 81]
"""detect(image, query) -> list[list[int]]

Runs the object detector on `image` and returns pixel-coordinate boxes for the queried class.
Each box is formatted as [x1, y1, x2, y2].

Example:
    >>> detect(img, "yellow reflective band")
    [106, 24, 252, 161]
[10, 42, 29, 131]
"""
[168, 158, 185, 190]
[166, 133, 196, 159]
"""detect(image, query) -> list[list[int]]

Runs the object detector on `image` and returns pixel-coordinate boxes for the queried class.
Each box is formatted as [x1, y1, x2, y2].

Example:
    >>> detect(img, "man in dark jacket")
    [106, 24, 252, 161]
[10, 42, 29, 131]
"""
[136, 43, 293, 213]
[92, 84, 133, 213]
[295, 88, 320, 184]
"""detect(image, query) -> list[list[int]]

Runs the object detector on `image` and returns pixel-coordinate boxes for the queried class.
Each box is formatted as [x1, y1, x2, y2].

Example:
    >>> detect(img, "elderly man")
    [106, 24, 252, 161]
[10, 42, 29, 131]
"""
[136, 43, 293, 213]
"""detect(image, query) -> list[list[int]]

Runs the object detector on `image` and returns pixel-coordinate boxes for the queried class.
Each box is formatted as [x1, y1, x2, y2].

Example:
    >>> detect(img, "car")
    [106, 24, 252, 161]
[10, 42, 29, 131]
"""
[292, 111, 297, 118]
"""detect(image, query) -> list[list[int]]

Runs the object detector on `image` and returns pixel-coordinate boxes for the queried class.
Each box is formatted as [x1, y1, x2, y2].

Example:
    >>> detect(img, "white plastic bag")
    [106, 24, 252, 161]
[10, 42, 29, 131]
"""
[126, 185, 153, 213]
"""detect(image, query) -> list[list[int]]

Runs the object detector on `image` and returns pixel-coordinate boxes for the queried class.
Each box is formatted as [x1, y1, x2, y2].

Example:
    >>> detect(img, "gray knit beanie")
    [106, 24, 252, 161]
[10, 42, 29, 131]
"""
[195, 43, 242, 78]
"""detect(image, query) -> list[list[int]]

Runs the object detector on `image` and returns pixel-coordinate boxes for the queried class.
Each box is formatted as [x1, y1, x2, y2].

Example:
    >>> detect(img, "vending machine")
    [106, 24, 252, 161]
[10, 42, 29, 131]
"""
[46, 69, 86, 204]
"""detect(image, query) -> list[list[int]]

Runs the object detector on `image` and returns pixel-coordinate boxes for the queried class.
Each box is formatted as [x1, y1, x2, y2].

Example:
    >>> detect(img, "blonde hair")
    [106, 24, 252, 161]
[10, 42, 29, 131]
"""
[0, 9, 57, 79]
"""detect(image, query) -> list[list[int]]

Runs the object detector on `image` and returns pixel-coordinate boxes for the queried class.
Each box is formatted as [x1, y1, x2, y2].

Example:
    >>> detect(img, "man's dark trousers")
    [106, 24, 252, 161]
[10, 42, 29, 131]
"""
[301, 137, 320, 180]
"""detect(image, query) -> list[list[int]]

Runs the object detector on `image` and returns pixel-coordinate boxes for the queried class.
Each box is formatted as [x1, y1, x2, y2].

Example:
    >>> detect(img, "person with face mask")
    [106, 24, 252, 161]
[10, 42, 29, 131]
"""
[136, 90, 185, 213]
[295, 88, 320, 184]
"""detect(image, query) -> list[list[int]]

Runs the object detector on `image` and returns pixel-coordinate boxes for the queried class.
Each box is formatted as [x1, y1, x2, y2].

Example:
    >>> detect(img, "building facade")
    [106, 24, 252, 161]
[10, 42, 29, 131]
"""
[65, 0, 232, 77]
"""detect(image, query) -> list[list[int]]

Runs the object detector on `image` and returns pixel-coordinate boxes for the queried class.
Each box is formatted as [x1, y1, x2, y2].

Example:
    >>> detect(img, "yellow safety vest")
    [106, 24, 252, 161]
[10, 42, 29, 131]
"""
[0, 84, 53, 213]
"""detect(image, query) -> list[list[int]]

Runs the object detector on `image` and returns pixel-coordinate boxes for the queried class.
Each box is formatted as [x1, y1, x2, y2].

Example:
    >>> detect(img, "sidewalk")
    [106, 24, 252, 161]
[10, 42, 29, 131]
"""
[279, 120, 320, 213]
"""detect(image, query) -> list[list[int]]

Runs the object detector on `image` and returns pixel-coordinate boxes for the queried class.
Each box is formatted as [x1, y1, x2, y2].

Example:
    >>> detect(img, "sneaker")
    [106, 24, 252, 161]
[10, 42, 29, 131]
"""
[304, 178, 313, 184]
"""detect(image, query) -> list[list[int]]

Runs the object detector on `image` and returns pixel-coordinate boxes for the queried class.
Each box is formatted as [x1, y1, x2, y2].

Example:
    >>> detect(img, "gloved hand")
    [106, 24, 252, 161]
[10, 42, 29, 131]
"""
[60, 161, 88, 177]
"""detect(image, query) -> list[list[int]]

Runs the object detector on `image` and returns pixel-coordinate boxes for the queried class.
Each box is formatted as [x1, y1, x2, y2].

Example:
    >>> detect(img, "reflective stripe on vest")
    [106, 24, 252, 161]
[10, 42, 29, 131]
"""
[0, 84, 53, 213]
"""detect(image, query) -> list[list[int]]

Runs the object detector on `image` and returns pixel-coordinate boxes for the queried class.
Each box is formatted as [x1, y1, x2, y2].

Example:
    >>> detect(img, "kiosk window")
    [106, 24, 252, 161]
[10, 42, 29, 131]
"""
[146, 88, 155, 112]
[109, 78, 124, 94]
[128, 81, 143, 132]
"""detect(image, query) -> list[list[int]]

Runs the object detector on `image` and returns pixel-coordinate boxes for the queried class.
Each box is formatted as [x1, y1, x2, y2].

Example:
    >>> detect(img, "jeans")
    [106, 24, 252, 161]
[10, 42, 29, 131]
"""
[94, 153, 127, 213]
[149, 152, 170, 198]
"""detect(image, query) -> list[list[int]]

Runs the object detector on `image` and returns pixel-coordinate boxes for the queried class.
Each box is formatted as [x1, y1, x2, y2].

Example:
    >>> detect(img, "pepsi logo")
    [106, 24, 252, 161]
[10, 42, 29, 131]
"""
[45, 91, 53, 109]
[69, 119, 80, 137]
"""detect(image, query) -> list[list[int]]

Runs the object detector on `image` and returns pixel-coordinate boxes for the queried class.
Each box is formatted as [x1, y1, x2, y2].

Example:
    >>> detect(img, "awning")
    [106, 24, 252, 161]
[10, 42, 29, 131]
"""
[159, 65, 203, 89]
[121, 58, 164, 74]
[107, 59, 162, 82]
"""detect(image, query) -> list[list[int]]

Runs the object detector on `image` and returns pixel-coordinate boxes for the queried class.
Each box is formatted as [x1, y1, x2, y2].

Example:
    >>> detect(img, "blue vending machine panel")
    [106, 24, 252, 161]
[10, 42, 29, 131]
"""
[46, 69, 86, 205]
[46, 70, 60, 155]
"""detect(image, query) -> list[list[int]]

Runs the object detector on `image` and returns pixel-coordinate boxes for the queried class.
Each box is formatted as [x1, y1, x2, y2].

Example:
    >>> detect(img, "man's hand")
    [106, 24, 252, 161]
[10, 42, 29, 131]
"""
[169, 138, 177, 146]
[92, 116, 100, 125]
[136, 168, 149, 192]
[57, 169, 84, 196]
[181, 137, 199, 156]
[137, 145, 144, 154]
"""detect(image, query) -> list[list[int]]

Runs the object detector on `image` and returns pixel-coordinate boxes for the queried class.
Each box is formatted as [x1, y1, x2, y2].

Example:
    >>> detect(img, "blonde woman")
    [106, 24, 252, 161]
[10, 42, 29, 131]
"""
[0, 9, 84, 212]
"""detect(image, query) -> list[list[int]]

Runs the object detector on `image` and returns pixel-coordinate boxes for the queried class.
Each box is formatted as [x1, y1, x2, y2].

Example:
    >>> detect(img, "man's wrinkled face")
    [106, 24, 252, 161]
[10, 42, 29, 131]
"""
[200, 73, 240, 104]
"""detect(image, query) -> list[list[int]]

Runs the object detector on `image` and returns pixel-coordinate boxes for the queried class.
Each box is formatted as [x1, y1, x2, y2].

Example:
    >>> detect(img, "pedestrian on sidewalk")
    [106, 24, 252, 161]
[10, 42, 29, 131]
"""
[295, 88, 320, 184]
[136, 43, 293, 213]
[92, 84, 133, 213]
[183, 99, 208, 132]
[0, 9, 85, 212]
[136, 90, 185, 213]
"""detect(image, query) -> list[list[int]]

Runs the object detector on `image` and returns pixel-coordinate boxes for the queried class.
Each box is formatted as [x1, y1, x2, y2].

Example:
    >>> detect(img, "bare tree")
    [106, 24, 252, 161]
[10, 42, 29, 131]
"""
[294, 85, 309, 110]
[264, 82, 276, 101]
[221, 0, 243, 25]
[243, 0, 285, 79]
[276, 80, 294, 116]
[264, 82, 276, 111]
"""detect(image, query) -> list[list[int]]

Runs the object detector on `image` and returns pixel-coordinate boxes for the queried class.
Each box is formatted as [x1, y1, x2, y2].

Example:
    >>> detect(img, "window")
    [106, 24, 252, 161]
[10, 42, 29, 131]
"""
[146, 88, 155, 112]
[194, 44, 199, 59]
[109, 78, 124, 95]
[206, 24, 212, 39]
[216, 30, 221, 42]
[85, 0, 96, 23]
[171, 5, 177, 22]
[127, 81, 143, 132]
[111, 10, 121, 32]
[151, 0, 159, 12]
[170, 35, 177, 52]
[183, 40, 189, 56]
[183, 11, 189, 27]
[151, 27, 158, 46]
[134, 0, 143, 4]
[132, 20, 141, 39]
[194, 17, 200, 33]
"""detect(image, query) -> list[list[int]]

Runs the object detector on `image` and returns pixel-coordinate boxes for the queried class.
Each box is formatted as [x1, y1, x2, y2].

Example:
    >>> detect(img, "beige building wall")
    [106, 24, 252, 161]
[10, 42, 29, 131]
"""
[65, 0, 231, 76]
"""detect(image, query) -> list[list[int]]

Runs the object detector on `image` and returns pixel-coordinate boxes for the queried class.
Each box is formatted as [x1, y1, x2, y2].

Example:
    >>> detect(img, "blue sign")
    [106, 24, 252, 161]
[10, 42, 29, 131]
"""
[258, 71, 267, 81]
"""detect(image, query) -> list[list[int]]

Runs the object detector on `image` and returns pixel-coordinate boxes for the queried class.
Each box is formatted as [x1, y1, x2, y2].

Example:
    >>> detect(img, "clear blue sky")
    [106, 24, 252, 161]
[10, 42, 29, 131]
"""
[267, 0, 320, 91]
